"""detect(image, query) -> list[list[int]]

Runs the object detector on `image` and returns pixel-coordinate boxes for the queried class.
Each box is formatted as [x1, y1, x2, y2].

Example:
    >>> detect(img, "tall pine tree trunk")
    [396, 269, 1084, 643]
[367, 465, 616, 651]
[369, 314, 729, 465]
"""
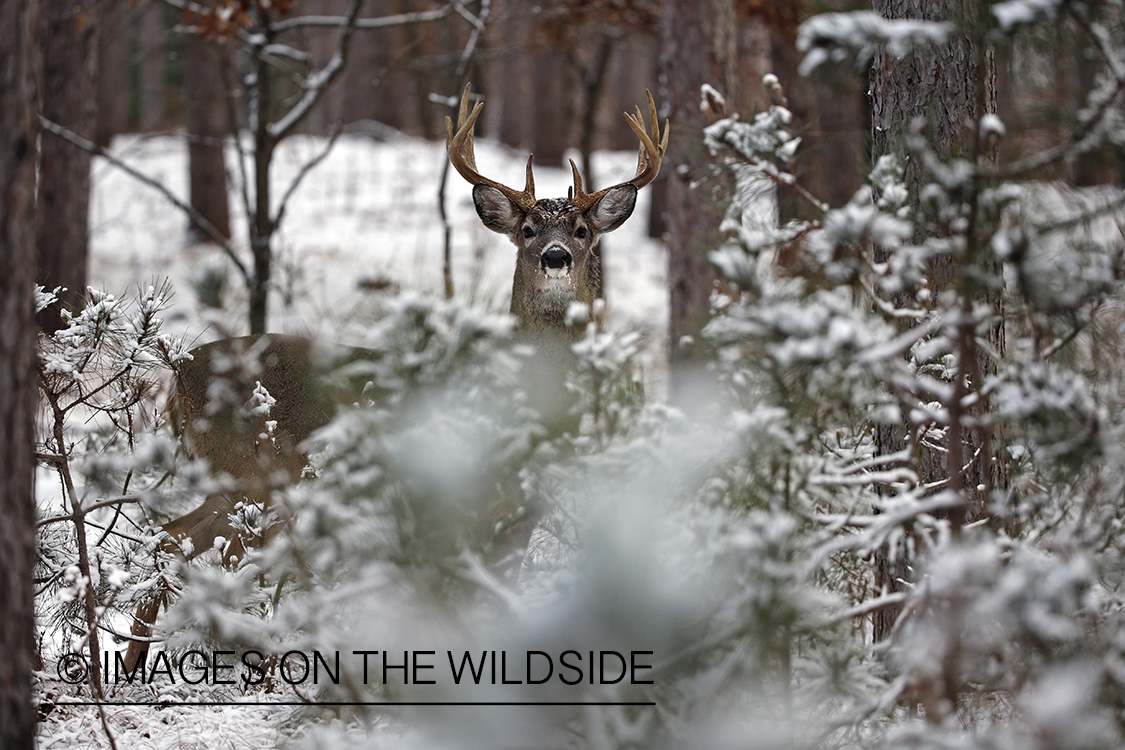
[660, 0, 736, 401]
[138, 3, 169, 132]
[183, 33, 232, 242]
[37, 0, 98, 332]
[869, 0, 996, 643]
[771, 29, 867, 227]
[0, 0, 42, 745]
[94, 0, 128, 148]
[871, 0, 991, 224]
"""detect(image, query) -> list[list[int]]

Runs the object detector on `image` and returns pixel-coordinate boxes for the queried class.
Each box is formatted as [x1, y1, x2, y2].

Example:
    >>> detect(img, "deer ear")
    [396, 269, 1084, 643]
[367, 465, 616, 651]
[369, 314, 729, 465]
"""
[587, 184, 637, 233]
[473, 184, 524, 234]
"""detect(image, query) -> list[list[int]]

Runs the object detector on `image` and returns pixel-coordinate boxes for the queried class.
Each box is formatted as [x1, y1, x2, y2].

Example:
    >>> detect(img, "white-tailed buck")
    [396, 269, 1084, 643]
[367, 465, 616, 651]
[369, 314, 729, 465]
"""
[448, 83, 667, 339]
[447, 83, 666, 429]
[123, 84, 667, 668]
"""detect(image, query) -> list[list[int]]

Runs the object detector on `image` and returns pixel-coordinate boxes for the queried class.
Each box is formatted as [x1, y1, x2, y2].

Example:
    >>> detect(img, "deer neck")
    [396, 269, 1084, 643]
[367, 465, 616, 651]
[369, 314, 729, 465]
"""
[509, 258, 599, 343]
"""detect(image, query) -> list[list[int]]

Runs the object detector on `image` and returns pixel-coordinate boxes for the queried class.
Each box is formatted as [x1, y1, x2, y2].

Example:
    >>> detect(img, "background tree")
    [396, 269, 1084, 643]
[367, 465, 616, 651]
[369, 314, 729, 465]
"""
[94, 0, 128, 148]
[769, 0, 867, 231]
[37, 0, 98, 332]
[183, 32, 232, 242]
[659, 0, 737, 400]
[866, 0, 999, 642]
[152, 0, 490, 334]
[0, 0, 41, 746]
[527, 0, 660, 300]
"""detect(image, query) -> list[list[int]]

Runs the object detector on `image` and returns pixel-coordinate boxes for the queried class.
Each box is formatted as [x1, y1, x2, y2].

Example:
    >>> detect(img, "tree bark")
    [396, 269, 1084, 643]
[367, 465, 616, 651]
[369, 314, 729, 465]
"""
[868, 0, 995, 643]
[94, 0, 128, 148]
[139, 3, 170, 132]
[183, 33, 232, 242]
[0, 0, 42, 745]
[578, 36, 615, 302]
[250, 17, 276, 336]
[659, 0, 737, 400]
[871, 0, 990, 220]
[771, 31, 867, 226]
[37, 0, 98, 332]
[529, 51, 575, 167]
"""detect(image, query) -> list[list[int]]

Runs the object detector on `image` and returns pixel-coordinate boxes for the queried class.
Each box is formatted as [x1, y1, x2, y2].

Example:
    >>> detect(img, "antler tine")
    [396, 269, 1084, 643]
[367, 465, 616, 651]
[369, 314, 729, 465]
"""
[624, 89, 668, 190]
[568, 158, 584, 200]
[446, 83, 537, 212]
[570, 89, 668, 212]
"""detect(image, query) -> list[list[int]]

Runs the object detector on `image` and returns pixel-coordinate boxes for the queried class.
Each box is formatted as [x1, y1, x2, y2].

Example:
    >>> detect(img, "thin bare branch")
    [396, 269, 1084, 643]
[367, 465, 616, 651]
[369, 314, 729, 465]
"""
[37, 495, 143, 527]
[39, 117, 251, 286]
[217, 58, 255, 227]
[273, 127, 344, 229]
[451, 0, 486, 31]
[268, 0, 364, 142]
[270, 3, 454, 33]
[456, 0, 490, 76]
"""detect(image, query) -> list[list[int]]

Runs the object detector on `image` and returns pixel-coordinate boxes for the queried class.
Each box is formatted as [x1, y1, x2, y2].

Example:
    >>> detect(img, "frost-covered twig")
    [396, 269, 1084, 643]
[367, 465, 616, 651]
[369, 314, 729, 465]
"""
[455, 549, 524, 614]
[809, 491, 963, 570]
[796, 11, 953, 74]
[268, 0, 363, 142]
[827, 591, 909, 625]
[270, 2, 456, 32]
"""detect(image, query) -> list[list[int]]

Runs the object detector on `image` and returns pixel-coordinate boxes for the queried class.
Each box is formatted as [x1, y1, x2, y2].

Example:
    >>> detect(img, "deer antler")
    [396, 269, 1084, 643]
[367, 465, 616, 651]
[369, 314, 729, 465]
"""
[568, 89, 669, 213]
[446, 83, 537, 213]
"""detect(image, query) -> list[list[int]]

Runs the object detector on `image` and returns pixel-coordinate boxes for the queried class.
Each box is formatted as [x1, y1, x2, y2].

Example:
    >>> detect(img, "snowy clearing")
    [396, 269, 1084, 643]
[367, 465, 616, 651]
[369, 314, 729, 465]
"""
[88, 131, 671, 395]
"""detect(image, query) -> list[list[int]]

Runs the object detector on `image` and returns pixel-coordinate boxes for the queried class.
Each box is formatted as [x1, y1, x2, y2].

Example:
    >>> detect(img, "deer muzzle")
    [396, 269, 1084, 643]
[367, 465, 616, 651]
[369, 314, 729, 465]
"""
[541, 245, 573, 278]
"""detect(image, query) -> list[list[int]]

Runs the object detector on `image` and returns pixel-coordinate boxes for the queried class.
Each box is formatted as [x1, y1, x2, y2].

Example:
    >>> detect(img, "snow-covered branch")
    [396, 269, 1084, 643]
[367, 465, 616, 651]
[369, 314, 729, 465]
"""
[268, 0, 363, 142]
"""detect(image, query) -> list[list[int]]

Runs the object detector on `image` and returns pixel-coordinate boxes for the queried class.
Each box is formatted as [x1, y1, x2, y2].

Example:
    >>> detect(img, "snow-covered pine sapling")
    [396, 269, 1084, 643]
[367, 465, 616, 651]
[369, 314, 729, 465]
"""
[36, 284, 181, 699]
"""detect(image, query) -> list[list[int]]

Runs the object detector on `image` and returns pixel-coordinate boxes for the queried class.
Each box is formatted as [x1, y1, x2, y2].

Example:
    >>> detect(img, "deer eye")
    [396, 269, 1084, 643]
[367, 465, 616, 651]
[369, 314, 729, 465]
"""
[575, 226, 588, 239]
[522, 226, 535, 239]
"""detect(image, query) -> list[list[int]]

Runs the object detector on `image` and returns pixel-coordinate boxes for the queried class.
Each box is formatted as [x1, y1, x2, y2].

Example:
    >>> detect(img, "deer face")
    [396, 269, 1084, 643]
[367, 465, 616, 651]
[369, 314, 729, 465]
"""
[446, 83, 667, 332]
[472, 185, 637, 321]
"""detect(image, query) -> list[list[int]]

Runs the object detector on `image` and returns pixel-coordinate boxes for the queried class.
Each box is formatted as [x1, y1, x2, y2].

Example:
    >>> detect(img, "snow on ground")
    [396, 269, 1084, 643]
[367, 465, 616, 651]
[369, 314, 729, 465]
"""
[89, 131, 670, 395]
[37, 131, 671, 748]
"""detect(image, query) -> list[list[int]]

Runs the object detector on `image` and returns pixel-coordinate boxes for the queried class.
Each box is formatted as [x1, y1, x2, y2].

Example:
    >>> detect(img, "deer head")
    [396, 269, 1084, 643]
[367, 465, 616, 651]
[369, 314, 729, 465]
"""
[446, 83, 668, 334]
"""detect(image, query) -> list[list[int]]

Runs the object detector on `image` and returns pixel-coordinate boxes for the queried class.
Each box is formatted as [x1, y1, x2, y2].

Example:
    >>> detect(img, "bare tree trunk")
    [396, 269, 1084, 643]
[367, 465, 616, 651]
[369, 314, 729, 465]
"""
[0, 0, 42, 745]
[771, 30, 867, 226]
[250, 16, 276, 336]
[871, 0, 989, 215]
[139, 3, 170, 132]
[37, 0, 98, 332]
[869, 0, 996, 643]
[183, 33, 232, 242]
[94, 0, 128, 148]
[659, 0, 736, 400]
[577, 36, 615, 301]
[530, 51, 574, 167]
[400, 0, 435, 137]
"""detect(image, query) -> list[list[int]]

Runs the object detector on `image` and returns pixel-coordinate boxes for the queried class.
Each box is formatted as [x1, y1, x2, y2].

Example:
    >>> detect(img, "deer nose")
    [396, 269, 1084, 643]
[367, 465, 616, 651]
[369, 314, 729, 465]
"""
[541, 247, 572, 271]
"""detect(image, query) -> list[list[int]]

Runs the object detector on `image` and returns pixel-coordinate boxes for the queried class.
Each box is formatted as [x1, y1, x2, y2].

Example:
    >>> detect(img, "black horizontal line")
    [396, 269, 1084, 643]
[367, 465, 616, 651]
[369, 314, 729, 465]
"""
[49, 701, 656, 707]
